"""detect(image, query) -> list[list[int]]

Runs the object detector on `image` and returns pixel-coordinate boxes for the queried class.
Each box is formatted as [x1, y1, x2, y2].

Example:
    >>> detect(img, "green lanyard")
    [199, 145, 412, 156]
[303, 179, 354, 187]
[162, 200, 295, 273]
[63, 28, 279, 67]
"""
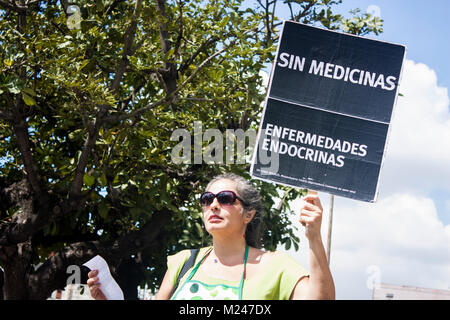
[183, 244, 249, 300]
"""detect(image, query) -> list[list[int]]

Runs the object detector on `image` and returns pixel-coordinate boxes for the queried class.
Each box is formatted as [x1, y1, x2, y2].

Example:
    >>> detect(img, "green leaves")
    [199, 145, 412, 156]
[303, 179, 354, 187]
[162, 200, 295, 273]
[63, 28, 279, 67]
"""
[219, 16, 230, 29]
[21, 88, 37, 106]
[83, 173, 95, 187]
[56, 41, 72, 49]
[5, 76, 25, 94]
[282, 0, 383, 36]
[98, 201, 109, 219]
[341, 8, 384, 36]
[0, 0, 385, 296]
[21, 92, 35, 106]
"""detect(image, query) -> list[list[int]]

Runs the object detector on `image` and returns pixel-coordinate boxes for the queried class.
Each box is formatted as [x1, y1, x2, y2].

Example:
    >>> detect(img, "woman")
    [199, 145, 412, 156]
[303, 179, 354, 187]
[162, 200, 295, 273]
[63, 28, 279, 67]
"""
[88, 173, 335, 300]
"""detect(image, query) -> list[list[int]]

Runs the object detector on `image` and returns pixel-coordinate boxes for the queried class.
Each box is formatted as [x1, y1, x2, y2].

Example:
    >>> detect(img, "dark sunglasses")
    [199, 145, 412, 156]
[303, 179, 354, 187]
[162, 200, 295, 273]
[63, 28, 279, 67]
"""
[200, 190, 246, 207]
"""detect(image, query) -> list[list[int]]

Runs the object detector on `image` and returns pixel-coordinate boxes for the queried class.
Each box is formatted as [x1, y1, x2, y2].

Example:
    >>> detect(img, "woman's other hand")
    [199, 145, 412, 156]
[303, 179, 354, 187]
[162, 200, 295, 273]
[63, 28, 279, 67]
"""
[87, 270, 107, 300]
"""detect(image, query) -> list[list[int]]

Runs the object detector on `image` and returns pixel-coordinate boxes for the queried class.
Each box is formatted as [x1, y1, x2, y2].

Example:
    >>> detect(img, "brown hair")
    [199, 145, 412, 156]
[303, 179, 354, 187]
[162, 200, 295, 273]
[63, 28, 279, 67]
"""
[206, 173, 264, 248]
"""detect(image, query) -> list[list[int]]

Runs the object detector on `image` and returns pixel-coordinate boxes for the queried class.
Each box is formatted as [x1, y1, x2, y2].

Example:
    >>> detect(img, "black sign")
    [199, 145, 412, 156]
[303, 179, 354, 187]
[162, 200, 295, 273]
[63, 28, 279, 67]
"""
[251, 21, 406, 202]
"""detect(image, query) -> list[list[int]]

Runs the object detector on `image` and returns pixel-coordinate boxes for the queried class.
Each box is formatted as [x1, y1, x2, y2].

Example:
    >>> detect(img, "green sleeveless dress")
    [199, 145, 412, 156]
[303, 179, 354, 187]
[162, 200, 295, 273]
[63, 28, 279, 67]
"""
[171, 245, 249, 300]
[168, 246, 309, 300]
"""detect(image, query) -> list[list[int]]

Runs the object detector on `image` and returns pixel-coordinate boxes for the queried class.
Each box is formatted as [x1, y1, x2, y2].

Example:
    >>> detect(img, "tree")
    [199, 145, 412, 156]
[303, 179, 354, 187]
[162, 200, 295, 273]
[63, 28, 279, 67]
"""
[0, 0, 382, 299]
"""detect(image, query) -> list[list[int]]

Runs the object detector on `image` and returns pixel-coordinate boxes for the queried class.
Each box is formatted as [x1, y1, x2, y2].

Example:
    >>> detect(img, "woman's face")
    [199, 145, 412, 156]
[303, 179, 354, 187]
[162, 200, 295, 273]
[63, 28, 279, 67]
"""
[202, 179, 248, 238]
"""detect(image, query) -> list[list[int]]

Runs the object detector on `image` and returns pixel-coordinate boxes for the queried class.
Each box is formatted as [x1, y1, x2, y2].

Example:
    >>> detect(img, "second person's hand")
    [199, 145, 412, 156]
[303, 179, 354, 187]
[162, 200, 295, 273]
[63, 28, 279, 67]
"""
[87, 269, 107, 300]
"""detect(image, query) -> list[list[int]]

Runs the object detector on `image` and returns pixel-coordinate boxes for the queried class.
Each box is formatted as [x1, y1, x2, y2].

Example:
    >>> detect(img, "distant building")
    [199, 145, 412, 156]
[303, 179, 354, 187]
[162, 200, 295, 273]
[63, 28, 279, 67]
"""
[372, 283, 450, 300]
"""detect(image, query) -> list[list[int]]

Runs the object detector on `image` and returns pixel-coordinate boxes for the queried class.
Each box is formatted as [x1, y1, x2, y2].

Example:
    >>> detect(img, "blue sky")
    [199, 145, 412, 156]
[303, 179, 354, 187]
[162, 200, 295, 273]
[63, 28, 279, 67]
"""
[324, 0, 450, 229]
[2, 0, 448, 300]
[268, 0, 450, 89]
[267, 1, 450, 299]
[333, 0, 450, 89]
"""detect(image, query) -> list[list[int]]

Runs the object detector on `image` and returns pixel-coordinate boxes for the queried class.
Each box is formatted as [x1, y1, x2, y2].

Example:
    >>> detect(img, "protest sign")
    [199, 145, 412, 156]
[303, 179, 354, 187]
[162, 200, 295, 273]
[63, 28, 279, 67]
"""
[251, 21, 406, 202]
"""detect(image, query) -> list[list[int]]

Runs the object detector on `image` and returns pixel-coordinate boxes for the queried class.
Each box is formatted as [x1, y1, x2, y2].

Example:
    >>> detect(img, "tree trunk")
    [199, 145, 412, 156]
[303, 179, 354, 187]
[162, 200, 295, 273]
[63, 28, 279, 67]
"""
[0, 267, 4, 300]
[2, 242, 32, 300]
[117, 257, 144, 300]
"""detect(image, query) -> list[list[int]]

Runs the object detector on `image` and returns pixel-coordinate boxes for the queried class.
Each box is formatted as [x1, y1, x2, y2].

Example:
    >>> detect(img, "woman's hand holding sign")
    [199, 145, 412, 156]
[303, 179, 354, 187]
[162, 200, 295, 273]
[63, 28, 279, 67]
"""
[299, 190, 323, 242]
[293, 190, 335, 300]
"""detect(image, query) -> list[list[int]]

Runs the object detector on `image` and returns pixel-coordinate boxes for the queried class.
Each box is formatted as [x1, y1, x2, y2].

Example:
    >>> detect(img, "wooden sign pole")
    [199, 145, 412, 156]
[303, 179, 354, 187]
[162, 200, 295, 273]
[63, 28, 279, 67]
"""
[326, 194, 334, 265]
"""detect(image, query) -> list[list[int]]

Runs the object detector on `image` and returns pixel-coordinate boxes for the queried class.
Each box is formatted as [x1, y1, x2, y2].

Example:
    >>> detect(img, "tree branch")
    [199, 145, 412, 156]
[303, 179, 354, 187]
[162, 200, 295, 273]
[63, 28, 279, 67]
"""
[68, 1, 143, 198]
[0, 179, 42, 246]
[68, 108, 106, 198]
[105, 0, 125, 16]
[0, 109, 13, 120]
[12, 100, 42, 196]
[0, 0, 28, 13]
[27, 209, 171, 299]
[155, 0, 177, 95]
[295, 1, 316, 21]
[173, 0, 184, 61]
[178, 35, 219, 74]
[105, 40, 236, 123]
[0, 183, 91, 247]
[59, 0, 69, 14]
[155, 0, 170, 55]
[175, 41, 236, 95]
[110, 0, 142, 93]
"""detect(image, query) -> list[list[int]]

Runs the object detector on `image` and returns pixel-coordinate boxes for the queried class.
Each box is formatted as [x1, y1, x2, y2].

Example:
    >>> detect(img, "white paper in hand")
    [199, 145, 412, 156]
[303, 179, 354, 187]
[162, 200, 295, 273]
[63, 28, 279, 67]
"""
[83, 255, 124, 300]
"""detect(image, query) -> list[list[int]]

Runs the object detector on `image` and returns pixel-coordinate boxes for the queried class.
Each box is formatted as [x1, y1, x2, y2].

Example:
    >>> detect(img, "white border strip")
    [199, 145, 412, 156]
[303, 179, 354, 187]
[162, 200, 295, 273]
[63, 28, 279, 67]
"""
[268, 96, 391, 125]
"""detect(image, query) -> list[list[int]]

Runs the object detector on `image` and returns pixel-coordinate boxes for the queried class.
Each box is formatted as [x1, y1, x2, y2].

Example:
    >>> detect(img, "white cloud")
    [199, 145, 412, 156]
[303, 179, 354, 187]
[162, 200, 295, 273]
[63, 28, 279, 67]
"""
[282, 60, 450, 299]
[446, 200, 450, 213]
[331, 193, 450, 299]
[380, 59, 450, 195]
[285, 193, 450, 299]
